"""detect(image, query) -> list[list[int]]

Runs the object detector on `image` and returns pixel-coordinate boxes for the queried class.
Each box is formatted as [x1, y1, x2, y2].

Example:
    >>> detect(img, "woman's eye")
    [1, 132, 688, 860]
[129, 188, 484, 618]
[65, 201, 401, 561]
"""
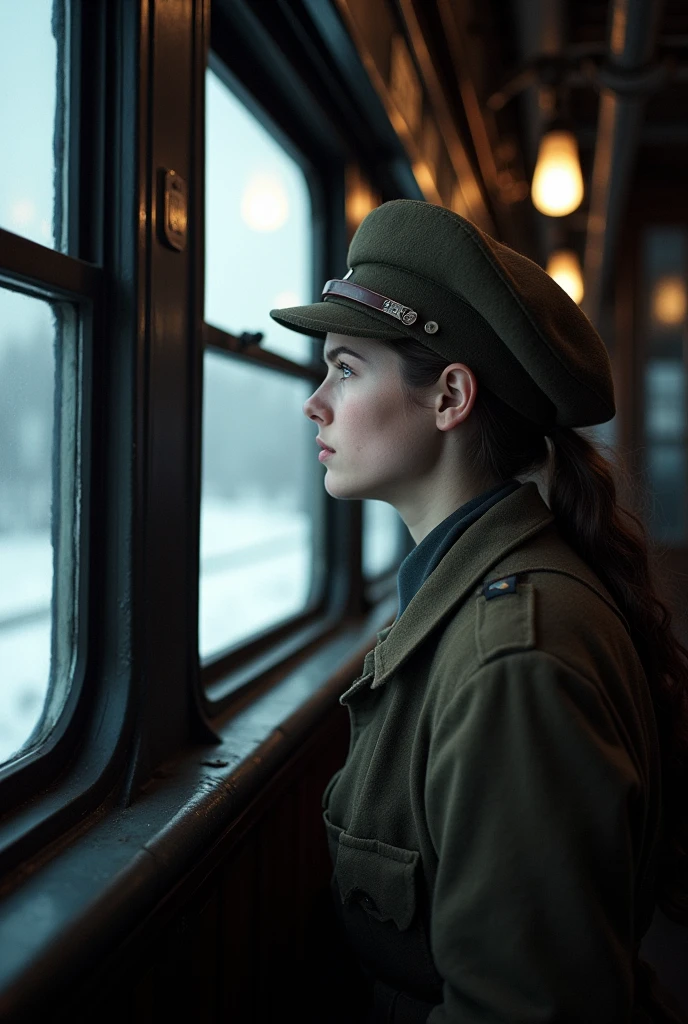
[336, 361, 353, 380]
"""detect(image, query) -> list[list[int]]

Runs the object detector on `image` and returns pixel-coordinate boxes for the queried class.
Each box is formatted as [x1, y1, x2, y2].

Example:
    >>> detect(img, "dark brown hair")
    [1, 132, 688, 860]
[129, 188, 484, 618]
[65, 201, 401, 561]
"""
[378, 334, 688, 924]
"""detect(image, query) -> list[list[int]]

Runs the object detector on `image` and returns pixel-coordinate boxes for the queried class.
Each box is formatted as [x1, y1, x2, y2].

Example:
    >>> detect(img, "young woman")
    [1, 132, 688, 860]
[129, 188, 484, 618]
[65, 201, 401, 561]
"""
[271, 200, 688, 1023]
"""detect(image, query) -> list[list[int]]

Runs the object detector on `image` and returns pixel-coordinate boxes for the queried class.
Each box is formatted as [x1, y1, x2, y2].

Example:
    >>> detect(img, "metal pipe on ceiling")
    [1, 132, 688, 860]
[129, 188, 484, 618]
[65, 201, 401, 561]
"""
[582, 0, 665, 327]
[510, 0, 565, 266]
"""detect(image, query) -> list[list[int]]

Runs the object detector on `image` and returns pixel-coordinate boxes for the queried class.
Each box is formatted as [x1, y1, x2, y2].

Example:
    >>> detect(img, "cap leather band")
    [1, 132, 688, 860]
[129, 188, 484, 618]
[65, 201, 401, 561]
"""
[322, 278, 418, 327]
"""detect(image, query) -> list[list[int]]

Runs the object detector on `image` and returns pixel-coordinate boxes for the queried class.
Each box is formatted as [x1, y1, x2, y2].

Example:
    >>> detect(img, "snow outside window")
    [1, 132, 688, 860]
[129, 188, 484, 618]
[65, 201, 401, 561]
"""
[0, 288, 79, 766]
[199, 352, 315, 661]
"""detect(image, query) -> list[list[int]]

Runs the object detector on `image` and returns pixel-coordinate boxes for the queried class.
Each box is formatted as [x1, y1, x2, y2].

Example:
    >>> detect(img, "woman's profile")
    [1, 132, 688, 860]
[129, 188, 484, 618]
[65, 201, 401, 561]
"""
[271, 199, 688, 1023]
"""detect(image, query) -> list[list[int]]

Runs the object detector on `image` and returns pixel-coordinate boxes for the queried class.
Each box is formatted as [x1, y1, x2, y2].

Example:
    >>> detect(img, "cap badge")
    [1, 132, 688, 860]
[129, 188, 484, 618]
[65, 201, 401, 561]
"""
[382, 299, 417, 326]
[321, 279, 419, 327]
[424, 321, 438, 334]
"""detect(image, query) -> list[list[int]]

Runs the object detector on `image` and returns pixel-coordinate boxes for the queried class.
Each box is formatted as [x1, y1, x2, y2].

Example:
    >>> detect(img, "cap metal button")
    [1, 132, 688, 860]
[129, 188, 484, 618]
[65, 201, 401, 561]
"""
[424, 321, 438, 334]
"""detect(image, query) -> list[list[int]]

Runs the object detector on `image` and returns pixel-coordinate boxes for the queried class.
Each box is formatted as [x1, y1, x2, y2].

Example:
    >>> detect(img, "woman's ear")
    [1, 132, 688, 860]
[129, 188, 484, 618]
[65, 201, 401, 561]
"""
[435, 363, 478, 431]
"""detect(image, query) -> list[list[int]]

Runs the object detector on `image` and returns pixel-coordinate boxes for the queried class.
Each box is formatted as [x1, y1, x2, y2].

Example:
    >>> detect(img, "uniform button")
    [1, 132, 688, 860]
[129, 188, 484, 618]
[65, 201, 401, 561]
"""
[360, 893, 378, 913]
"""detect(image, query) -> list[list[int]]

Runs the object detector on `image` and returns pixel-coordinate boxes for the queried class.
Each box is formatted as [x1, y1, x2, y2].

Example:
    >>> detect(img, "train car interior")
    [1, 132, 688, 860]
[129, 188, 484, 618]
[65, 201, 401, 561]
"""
[0, 0, 687, 1020]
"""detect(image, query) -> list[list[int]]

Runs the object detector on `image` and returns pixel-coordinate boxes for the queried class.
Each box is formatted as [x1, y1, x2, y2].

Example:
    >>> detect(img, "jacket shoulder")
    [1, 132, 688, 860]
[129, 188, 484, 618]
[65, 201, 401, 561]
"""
[436, 526, 637, 687]
[474, 576, 537, 666]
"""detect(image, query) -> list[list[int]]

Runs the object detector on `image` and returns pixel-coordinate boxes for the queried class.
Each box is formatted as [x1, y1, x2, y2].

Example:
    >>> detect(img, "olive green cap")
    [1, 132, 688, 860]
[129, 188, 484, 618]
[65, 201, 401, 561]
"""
[269, 199, 614, 428]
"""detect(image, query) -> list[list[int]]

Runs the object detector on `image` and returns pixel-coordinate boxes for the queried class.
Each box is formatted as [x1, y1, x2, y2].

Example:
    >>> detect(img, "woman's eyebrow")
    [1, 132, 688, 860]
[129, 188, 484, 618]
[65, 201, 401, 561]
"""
[321, 345, 368, 364]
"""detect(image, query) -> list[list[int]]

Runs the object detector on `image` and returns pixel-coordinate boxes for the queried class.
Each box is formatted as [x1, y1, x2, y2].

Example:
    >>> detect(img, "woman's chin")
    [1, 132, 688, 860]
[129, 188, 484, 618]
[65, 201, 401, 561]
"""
[324, 473, 382, 503]
[324, 472, 359, 501]
[324, 474, 351, 500]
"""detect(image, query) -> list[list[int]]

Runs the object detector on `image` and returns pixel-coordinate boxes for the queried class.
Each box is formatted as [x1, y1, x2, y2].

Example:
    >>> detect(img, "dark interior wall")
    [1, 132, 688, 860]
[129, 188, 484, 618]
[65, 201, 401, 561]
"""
[54, 704, 355, 1024]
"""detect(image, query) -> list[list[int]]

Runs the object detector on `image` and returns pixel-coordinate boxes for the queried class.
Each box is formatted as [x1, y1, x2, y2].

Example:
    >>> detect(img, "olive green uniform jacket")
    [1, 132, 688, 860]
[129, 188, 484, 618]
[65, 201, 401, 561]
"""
[323, 483, 677, 1023]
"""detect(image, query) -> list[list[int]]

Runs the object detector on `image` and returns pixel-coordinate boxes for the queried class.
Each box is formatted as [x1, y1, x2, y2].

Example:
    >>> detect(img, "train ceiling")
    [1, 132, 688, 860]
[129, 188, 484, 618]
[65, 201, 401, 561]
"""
[274, 0, 688, 328]
[459, 0, 688, 322]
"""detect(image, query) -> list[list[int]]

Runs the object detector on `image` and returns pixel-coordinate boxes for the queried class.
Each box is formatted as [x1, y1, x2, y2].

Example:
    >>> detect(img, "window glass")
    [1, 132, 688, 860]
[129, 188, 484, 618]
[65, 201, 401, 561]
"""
[646, 446, 687, 544]
[0, 0, 68, 251]
[199, 350, 317, 662]
[205, 63, 313, 365]
[0, 286, 78, 765]
[363, 499, 404, 578]
[642, 228, 687, 544]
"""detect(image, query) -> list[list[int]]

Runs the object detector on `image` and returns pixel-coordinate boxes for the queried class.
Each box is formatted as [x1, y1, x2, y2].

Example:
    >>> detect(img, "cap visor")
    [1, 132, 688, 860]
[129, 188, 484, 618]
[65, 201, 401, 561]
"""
[269, 296, 409, 341]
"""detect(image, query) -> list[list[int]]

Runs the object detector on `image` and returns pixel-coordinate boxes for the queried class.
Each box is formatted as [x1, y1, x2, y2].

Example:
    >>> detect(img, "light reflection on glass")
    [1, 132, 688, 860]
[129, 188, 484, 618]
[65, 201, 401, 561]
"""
[205, 64, 313, 364]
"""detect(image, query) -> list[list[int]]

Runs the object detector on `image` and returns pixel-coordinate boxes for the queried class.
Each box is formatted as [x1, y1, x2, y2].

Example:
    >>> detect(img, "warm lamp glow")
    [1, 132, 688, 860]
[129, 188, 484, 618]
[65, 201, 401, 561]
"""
[652, 276, 687, 326]
[413, 160, 436, 196]
[546, 249, 584, 304]
[531, 130, 584, 217]
[348, 188, 375, 225]
[240, 173, 289, 232]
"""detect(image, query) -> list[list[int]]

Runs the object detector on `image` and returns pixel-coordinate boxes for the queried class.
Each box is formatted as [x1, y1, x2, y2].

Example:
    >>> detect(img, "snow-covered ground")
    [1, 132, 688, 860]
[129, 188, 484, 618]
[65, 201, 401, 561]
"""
[0, 496, 401, 765]
[198, 497, 311, 660]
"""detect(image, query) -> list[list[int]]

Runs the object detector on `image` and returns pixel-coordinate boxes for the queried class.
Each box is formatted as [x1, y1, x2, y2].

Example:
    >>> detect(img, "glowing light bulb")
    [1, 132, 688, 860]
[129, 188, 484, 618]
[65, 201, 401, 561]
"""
[546, 249, 584, 304]
[531, 130, 584, 217]
[652, 276, 687, 326]
[240, 173, 289, 232]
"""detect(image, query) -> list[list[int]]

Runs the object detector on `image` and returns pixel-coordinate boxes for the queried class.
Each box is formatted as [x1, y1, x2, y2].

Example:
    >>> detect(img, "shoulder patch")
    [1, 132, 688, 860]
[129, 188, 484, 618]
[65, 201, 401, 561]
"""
[476, 579, 536, 664]
[482, 575, 518, 599]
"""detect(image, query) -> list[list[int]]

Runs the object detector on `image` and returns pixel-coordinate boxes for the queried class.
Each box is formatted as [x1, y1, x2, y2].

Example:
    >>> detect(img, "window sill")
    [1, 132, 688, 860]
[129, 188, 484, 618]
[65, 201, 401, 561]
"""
[0, 595, 397, 1022]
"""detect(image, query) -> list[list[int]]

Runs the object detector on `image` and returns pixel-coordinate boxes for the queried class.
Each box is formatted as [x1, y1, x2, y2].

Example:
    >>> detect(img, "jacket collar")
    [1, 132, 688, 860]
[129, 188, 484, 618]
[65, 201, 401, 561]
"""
[369, 482, 554, 690]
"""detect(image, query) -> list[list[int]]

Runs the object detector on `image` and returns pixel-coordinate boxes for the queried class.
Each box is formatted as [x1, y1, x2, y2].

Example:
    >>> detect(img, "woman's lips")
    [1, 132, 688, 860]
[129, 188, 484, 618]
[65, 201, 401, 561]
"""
[316, 437, 336, 460]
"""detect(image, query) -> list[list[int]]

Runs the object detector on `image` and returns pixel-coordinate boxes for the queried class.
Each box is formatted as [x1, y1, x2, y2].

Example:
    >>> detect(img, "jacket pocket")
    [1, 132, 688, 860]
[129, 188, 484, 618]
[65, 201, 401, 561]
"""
[327, 826, 442, 1002]
[335, 833, 419, 930]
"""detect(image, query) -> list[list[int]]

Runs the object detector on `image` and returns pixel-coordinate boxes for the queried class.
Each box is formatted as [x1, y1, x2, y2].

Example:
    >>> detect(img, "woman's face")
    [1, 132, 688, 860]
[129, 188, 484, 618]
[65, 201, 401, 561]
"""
[302, 333, 444, 505]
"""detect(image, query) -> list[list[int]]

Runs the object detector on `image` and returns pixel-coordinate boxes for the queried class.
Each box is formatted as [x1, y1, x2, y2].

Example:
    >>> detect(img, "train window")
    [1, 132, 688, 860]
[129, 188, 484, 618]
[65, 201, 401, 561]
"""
[642, 228, 688, 544]
[0, 1, 68, 252]
[0, 286, 79, 766]
[199, 350, 316, 662]
[362, 500, 405, 579]
[205, 62, 313, 365]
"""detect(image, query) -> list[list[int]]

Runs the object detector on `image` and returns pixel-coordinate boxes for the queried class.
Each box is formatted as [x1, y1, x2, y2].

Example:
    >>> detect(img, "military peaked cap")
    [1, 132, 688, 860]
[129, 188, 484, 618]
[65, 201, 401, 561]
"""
[270, 199, 615, 428]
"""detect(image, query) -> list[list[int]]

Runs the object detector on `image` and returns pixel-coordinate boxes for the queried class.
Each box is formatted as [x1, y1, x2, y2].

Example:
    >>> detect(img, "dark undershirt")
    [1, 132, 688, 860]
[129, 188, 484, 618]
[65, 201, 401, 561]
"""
[395, 478, 522, 622]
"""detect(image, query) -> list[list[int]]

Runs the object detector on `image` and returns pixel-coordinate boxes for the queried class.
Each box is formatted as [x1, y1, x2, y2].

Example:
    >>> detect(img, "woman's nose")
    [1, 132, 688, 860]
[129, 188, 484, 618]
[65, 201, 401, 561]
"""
[303, 387, 331, 423]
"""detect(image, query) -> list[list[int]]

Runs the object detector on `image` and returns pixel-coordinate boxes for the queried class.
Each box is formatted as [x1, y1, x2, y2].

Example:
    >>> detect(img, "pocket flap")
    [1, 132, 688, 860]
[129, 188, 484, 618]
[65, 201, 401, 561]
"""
[335, 833, 419, 931]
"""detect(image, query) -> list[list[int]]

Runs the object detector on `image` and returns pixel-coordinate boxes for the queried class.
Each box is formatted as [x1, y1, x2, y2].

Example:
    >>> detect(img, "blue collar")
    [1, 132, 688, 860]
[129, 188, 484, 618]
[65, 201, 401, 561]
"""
[395, 479, 522, 621]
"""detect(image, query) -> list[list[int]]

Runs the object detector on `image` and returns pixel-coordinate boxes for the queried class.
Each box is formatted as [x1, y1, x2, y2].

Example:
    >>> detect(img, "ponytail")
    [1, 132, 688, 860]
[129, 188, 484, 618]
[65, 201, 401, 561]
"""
[545, 425, 688, 924]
